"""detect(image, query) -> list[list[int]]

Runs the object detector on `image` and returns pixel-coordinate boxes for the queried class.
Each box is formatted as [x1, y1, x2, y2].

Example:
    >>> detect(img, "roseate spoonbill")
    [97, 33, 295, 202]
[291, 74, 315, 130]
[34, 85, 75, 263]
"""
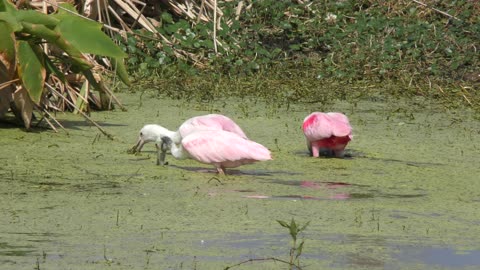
[157, 130, 271, 175]
[130, 124, 178, 153]
[302, 112, 352, 158]
[130, 114, 247, 153]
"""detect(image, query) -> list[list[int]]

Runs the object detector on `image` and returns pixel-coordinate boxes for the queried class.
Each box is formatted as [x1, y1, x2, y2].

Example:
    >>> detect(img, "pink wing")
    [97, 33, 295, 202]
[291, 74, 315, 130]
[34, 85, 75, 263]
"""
[302, 112, 352, 141]
[182, 130, 271, 167]
[179, 114, 248, 139]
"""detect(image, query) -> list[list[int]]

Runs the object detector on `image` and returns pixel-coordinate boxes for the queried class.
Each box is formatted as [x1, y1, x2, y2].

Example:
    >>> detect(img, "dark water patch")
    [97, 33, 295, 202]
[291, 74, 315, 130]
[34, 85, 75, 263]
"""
[37, 181, 68, 187]
[390, 210, 443, 219]
[293, 149, 365, 158]
[59, 120, 128, 129]
[71, 181, 122, 192]
[394, 246, 480, 268]
[166, 164, 276, 176]
[0, 242, 36, 257]
[243, 194, 350, 201]
[268, 179, 365, 189]
[234, 189, 256, 192]
[330, 252, 386, 268]
[349, 192, 426, 200]
[366, 156, 445, 167]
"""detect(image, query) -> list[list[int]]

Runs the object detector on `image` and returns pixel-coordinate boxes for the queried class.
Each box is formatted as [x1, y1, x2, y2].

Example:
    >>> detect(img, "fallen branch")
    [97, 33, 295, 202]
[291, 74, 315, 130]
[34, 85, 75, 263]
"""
[46, 83, 115, 140]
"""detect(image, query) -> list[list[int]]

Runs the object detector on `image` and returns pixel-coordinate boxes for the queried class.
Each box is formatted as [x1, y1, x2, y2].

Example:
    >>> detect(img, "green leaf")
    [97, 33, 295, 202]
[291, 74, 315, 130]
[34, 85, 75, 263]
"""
[55, 16, 127, 58]
[0, 21, 16, 79]
[20, 21, 93, 71]
[299, 221, 310, 232]
[289, 218, 298, 240]
[277, 220, 290, 228]
[44, 54, 66, 82]
[296, 241, 305, 259]
[16, 10, 59, 28]
[110, 57, 131, 86]
[74, 80, 89, 114]
[161, 12, 173, 23]
[0, 0, 17, 13]
[16, 40, 45, 104]
[0, 11, 22, 31]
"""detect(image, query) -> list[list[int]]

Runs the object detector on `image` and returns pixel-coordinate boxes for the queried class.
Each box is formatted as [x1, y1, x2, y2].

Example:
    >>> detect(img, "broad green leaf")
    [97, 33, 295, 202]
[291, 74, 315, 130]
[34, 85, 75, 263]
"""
[0, 11, 22, 31]
[74, 80, 89, 114]
[16, 10, 59, 28]
[20, 22, 93, 71]
[110, 57, 131, 86]
[0, 0, 17, 13]
[16, 40, 45, 104]
[0, 21, 16, 80]
[43, 54, 66, 82]
[55, 16, 127, 58]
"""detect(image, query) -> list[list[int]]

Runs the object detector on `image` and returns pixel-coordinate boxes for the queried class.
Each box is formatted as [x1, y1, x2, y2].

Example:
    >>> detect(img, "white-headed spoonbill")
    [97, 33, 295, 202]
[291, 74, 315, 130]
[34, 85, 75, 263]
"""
[302, 112, 352, 158]
[130, 114, 247, 153]
[157, 130, 271, 174]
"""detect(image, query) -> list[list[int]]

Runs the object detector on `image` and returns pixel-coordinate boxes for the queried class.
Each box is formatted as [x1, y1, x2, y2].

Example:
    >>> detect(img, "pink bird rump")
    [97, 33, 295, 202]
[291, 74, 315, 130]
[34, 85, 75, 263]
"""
[302, 112, 352, 158]
[179, 114, 247, 139]
[181, 130, 271, 173]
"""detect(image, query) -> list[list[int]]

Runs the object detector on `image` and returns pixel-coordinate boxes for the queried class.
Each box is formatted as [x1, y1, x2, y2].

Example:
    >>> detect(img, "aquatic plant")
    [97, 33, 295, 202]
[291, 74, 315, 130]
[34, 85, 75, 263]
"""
[0, 0, 129, 132]
[224, 218, 310, 270]
[119, 0, 477, 107]
[277, 218, 310, 269]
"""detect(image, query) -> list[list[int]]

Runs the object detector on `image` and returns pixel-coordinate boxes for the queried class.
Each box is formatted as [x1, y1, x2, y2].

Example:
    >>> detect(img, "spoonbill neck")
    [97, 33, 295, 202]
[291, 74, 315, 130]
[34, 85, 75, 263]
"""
[170, 142, 188, 159]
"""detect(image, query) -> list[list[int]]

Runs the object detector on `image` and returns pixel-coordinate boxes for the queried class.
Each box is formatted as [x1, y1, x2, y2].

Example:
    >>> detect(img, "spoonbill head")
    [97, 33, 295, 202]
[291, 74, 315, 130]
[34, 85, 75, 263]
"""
[157, 130, 271, 175]
[130, 124, 177, 153]
[302, 112, 352, 158]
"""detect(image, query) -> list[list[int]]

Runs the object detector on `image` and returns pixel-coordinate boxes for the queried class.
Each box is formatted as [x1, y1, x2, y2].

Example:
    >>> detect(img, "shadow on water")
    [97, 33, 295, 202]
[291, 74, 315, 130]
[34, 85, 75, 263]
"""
[165, 164, 298, 176]
[0, 242, 35, 257]
[293, 148, 365, 159]
[59, 120, 128, 130]
[248, 179, 427, 201]
[362, 156, 445, 167]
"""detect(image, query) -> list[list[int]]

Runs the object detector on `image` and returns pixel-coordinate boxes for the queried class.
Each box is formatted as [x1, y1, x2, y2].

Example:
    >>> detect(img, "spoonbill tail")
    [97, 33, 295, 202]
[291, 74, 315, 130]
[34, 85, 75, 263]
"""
[130, 114, 247, 153]
[157, 130, 271, 175]
[302, 112, 352, 158]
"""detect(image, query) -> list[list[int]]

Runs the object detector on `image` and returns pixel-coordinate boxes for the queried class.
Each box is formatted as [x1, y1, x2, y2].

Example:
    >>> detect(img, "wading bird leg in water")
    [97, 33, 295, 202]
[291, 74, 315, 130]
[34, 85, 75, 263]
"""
[156, 139, 170, 165]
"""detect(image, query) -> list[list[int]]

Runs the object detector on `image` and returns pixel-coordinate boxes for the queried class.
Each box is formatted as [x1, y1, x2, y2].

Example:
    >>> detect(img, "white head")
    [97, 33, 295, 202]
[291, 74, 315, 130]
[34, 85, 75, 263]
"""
[131, 124, 176, 153]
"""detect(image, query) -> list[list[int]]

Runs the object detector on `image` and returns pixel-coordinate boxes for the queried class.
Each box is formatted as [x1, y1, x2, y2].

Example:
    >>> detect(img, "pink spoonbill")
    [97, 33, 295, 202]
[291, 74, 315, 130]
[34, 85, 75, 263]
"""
[302, 112, 352, 158]
[130, 114, 247, 153]
[157, 130, 271, 174]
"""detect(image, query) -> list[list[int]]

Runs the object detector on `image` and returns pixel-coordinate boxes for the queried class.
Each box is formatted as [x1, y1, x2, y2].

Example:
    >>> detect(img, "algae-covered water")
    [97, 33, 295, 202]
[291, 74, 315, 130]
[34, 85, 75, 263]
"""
[1, 92, 479, 269]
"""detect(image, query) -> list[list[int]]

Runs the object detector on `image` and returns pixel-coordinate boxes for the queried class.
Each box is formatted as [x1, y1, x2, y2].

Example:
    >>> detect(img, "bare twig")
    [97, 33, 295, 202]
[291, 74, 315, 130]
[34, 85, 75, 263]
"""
[213, 0, 218, 54]
[40, 107, 68, 133]
[224, 257, 302, 270]
[46, 83, 115, 140]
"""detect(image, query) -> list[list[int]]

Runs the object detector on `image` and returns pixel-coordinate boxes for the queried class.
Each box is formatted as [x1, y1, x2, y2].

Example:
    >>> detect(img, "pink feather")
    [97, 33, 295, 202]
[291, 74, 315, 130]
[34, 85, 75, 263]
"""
[302, 112, 352, 158]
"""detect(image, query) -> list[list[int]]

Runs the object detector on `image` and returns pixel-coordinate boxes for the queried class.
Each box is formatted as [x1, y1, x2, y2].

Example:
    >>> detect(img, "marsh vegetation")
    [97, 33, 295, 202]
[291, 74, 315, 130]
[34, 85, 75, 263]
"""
[1, 1, 479, 269]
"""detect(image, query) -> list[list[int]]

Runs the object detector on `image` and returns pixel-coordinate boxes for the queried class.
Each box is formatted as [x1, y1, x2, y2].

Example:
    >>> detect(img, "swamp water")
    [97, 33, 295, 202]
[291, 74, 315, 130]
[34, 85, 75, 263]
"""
[0, 92, 479, 269]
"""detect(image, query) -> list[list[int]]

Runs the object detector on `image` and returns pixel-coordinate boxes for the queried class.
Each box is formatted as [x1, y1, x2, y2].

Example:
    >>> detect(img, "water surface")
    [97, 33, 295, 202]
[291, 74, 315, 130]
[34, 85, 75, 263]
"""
[1, 92, 479, 269]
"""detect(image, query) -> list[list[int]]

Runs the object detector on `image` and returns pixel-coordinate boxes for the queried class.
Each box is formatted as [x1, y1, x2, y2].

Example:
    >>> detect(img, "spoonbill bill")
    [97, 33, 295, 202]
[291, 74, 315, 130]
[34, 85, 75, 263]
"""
[130, 114, 247, 153]
[157, 130, 271, 175]
[302, 112, 352, 158]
